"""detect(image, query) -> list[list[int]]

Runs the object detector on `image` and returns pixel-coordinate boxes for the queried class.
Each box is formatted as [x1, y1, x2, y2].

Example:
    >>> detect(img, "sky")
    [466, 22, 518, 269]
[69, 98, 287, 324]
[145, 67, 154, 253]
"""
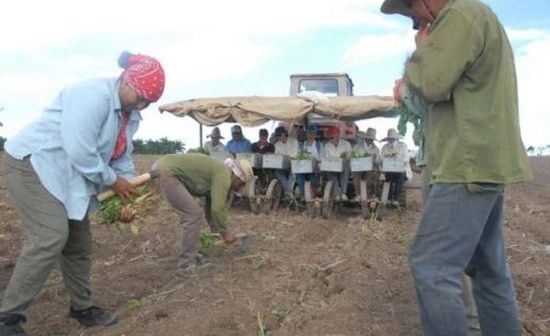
[1, 0, 549, 150]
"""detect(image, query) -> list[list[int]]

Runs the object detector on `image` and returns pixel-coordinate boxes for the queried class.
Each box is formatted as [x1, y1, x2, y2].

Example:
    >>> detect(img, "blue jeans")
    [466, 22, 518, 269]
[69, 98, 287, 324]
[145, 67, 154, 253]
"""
[385, 171, 406, 202]
[295, 173, 320, 198]
[275, 170, 291, 196]
[329, 168, 350, 196]
[409, 183, 520, 336]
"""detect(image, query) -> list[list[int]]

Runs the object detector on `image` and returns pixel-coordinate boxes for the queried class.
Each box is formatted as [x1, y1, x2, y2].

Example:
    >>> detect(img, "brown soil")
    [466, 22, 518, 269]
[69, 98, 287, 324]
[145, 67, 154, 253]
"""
[1, 154, 549, 336]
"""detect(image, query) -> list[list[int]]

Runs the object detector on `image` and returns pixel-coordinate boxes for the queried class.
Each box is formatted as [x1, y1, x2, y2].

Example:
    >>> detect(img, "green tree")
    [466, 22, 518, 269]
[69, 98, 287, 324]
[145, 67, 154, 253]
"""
[132, 138, 184, 154]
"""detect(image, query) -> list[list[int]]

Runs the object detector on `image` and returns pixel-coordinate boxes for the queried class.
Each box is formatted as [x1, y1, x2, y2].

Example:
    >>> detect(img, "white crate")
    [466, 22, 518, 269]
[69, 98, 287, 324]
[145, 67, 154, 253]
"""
[320, 158, 344, 172]
[382, 157, 405, 172]
[262, 154, 290, 169]
[291, 159, 314, 174]
[236, 153, 262, 168]
[350, 156, 373, 172]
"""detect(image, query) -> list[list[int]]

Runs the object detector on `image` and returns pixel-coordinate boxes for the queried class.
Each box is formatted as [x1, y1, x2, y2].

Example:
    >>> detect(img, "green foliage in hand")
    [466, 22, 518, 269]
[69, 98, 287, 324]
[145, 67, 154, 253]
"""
[99, 186, 151, 226]
[100, 197, 123, 226]
[199, 232, 218, 252]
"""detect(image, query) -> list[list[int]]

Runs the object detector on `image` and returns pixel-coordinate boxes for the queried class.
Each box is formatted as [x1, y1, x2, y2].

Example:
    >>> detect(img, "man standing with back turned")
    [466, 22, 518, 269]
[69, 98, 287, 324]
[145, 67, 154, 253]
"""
[380, 0, 532, 335]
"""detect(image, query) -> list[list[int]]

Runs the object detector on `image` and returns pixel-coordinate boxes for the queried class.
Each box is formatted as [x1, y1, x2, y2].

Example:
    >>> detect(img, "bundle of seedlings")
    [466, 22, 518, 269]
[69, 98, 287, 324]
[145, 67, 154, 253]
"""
[99, 185, 155, 226]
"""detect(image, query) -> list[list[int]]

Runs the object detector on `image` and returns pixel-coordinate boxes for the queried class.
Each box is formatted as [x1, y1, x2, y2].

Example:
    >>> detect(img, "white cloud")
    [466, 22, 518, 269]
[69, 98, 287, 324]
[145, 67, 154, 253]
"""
[339, 30, 415, 68]
[507, 28, 548, 42]
[514, 32, 550, 147]
[1, 0, 394, 53]
[158, 32, 275, 89]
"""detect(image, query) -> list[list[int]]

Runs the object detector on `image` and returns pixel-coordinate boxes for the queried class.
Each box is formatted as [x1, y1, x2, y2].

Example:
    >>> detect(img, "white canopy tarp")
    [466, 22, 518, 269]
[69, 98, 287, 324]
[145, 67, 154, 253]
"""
[159, 95, 397, 127]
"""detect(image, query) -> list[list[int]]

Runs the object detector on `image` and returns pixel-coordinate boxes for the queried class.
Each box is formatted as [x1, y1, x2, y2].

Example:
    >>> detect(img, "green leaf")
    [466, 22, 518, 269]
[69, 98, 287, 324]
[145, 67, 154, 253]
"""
[127, 299, 140, 309]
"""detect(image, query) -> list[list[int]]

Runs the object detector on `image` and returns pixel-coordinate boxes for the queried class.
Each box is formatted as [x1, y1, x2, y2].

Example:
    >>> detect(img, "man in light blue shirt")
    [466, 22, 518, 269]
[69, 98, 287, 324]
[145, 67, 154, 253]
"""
[0, 52, 165, 336]
[226, 125, 252, 154]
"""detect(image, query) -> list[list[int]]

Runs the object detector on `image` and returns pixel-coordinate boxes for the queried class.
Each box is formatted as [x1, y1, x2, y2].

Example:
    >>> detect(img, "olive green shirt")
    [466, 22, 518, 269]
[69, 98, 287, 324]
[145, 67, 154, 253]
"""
[404, 0, 532, 184]
[155, 154, 232, 231]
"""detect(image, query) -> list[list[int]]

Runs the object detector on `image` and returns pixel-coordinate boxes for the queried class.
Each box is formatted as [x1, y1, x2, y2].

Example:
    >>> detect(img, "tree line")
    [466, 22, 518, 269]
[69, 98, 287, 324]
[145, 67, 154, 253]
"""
[0, 137, 184, 155]
[132, 138, 184, 154]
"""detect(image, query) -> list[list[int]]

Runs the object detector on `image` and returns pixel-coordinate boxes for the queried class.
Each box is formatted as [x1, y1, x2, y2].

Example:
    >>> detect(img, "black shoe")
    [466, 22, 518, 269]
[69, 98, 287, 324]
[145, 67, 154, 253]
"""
[69, 306, 118, 327]
[0, 314, 29, 336]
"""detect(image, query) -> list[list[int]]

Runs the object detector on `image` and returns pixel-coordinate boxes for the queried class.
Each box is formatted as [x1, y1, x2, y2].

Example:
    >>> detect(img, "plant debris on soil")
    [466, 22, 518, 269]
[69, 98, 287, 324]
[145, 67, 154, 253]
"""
[0, 155, 549, 336]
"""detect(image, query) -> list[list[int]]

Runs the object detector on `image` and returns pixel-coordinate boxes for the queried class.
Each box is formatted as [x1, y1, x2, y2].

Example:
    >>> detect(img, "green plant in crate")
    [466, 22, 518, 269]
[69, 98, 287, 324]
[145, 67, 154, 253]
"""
[291, 151, 312, 160]
[341, 151, 371, 159]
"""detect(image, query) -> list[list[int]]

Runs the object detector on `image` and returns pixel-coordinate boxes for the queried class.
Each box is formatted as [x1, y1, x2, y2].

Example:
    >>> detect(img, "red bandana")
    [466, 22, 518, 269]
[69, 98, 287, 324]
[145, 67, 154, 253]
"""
[122, 54, 165, 102]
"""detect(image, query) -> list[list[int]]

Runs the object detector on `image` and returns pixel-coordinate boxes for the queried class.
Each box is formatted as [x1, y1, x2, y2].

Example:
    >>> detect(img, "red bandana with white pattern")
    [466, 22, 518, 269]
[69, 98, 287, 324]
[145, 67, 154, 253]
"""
[122, 54, 165, 102]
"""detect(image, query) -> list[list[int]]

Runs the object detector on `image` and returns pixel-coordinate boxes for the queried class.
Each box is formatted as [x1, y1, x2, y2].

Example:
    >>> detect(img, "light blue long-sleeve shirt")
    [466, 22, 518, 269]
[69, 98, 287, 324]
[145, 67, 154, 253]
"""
[5, 77, 141, 220]
[226, 138, 252, 154]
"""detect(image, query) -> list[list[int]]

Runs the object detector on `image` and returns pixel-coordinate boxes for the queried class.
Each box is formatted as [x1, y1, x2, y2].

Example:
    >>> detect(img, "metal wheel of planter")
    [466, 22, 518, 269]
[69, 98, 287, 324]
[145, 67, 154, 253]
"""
[304, 181, 315, 217]
[399, 186, 407, 208]
[321, 180, 335, 219]
[359, 179, 369, 219]
[247, 177, 261, 214]
[380, 181, 391, 206]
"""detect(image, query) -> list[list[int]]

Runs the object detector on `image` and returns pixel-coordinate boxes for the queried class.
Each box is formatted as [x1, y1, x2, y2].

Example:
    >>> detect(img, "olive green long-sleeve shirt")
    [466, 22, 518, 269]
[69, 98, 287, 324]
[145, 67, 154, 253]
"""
[155, 154, 232, 231]
[404, 0, 532, 184]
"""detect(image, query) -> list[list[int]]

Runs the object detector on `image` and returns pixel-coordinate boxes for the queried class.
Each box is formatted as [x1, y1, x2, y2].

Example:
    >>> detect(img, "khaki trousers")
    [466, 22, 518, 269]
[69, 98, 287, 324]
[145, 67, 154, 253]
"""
[1, 154, 93, 315]
[155, 175, 203, 268]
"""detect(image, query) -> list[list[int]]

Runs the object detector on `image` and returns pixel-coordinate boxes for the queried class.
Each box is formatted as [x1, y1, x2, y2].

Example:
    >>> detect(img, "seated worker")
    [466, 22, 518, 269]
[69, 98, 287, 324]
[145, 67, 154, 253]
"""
[226, 125, 252, 154]
[251, 128, 275, 184]
[273, 126, 299, 199]
[293, 124, 306, 142]
[352, 127, 381, 201]
[251, 128, 275, 154]
[322, 126, 352, 201]
[295, 125, 322, 199]
[151, 154, 253, 269]
[203, 127, 228, 160]
[380, 128, 410, 208]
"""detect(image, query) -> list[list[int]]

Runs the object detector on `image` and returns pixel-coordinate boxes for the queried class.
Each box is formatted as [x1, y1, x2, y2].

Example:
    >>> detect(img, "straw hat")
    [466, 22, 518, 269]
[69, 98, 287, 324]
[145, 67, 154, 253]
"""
[381, 128, 401, 141]
[365, 127, 377, 140]
[207, 127, 224, 139]
[380, 0, 413, 17]
[224, 158, 254, 183]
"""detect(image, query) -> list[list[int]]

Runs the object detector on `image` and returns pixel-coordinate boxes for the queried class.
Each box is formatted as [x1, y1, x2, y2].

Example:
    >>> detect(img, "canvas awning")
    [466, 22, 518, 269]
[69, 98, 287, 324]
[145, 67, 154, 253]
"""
[159, 95, 397, 127]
